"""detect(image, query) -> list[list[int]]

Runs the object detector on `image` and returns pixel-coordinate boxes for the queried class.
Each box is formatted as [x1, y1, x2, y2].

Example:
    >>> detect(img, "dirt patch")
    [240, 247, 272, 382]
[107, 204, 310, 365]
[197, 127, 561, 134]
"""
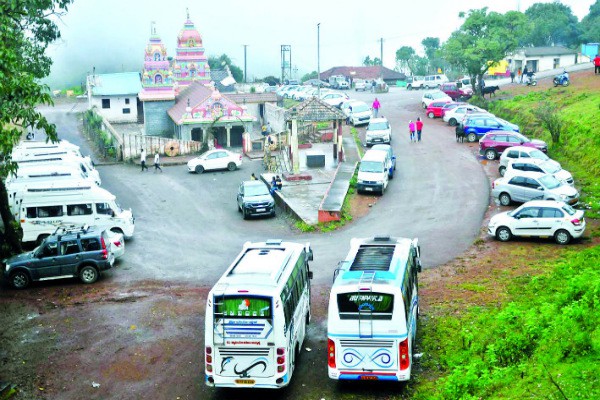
[348, 191, 380, 219]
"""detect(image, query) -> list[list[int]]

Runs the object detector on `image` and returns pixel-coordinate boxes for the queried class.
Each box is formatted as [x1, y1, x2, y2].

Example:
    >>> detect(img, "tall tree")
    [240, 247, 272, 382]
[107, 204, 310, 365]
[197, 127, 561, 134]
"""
[362, 56, 381, 66]
[208, 54, 243, 82]
[442, 8, 528, 95]
[421, 37, 441, 73]
[523, 2, 580, 47]
[300, 71, 318, 83]
[1, 0, 73, 256]
[579, 0, 600, 43]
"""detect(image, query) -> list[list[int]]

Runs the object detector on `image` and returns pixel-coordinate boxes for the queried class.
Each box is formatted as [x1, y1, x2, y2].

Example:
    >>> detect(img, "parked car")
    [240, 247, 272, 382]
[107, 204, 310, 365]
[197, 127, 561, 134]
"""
[347, 101, 372, 126]
[488, 200, 585, 245]
[354, 80, 367, 91]
[297, 87, 319, 101]
[338, 81, 350, 90]
[406, 76, 425, 90]
[421, 90, 452, 109]
[491, 171, 579, 206]
[459, 115, 519, 143]
[498, 146, 560, 176]
[479, 131, 547, 160]
[187, 149, 242, 174]
[505, 158, 574, 186]
[426, 101, 452, 118]
[340, 100, 362, 118]
[365, 117, 392, 146]
[442, 104, 488, 126]
[291, 86, 313, 100]
[440, 102, 466, 118]
[371, 144, 396, 179]
[107, 230, 125, 259]
[281, 85, 299, 98]
[423, 74, 449, 89]
[440, 82, 473, 101]
[237, 180, 275, 219]
[321, 91, 349, 108]
[2, 225, 116, 289]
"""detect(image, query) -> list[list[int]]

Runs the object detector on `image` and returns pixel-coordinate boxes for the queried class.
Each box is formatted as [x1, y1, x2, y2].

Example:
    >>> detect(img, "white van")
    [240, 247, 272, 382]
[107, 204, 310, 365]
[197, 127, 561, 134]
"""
[5, 164, 98, 187]
[15, 139, 81, 153]
[10, 183, 135, 243]
[12, 144, 84, 160]
[15, 154, 101, 185]
[423, 74, 449, 89]
[356, 149, 390, 195]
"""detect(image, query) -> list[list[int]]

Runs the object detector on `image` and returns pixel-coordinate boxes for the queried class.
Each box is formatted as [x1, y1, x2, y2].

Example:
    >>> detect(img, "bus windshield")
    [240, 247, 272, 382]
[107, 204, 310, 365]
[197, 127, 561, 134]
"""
[337, 292, 394, 319]
[215, 296, 272, 319]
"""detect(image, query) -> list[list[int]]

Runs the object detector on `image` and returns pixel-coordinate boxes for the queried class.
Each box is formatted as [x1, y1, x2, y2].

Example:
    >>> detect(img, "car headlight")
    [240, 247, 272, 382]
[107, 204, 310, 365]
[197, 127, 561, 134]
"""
[560, 194, 568, 200]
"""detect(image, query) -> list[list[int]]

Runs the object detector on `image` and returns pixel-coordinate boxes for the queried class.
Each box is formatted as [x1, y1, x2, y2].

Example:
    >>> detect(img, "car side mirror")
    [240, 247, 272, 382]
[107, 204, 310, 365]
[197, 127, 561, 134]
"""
[392, 156, 396, 161]
[537, 186, 544, 191]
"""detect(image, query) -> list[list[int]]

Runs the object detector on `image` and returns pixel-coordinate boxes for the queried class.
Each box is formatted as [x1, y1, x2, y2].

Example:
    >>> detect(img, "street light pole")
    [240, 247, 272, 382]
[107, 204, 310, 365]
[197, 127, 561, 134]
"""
[243, 44, 248, 83]
[317, 23, 321, 96]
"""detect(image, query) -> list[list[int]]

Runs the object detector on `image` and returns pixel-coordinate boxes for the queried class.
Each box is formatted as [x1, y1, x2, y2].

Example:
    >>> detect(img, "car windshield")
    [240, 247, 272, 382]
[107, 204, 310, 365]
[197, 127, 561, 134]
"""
[359, 161, 384, 173]
[541, 161, 560, 174]
[561, 204, 576, 216]
[538, 174, 561, 189]
[368, 122, 389, 130]
[496, 117, 510, 126]
[514, 133, 530, 143]
[245, 184, 270, 196]
[432, 92, 447, 99]
[530, 150, 550, 161]
[352, 104, 369, 113]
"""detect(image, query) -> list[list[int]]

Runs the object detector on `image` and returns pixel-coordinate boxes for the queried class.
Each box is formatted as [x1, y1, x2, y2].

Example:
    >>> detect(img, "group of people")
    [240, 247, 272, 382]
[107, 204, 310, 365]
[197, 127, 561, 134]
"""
[250, 173, 282, 194]
[408, 118, 424, 142]
[140, 148, 162, 172]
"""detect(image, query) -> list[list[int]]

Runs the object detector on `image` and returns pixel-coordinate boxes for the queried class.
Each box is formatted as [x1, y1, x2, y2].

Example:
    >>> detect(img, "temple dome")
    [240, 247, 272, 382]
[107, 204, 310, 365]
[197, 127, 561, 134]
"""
[178, 19, 203, 47]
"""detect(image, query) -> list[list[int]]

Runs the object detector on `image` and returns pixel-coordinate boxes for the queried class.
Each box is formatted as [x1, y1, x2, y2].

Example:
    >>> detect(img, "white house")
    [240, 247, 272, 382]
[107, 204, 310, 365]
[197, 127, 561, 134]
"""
[508, 46, 579, 73]
[86, 72, 142, 123]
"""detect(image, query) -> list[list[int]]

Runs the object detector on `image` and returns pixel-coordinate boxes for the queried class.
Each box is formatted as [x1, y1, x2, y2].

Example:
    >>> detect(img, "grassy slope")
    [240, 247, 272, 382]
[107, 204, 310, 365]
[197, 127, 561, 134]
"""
[415, 70, 600, 399]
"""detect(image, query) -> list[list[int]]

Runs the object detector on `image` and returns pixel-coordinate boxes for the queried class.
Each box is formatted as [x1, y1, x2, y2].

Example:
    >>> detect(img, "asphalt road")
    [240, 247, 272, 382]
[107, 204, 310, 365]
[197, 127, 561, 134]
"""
[37, 89, 489, 286]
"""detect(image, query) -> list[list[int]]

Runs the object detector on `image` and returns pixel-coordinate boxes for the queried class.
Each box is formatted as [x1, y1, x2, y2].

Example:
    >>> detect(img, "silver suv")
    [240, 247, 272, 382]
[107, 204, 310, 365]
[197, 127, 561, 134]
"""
[498, 146, 559, 176]
[491, 171, 579, 206]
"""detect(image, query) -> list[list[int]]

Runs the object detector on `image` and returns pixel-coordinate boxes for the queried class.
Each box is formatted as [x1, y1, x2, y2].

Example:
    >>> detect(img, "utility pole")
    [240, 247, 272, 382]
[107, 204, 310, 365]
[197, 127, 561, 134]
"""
[243, 45, 248, 83]
[317, 23, 321, 96]
[380, 38, 384, 79]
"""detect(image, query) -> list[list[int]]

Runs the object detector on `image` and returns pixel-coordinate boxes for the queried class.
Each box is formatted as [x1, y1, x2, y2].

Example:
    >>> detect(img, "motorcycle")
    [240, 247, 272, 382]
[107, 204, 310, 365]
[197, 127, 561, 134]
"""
[525, 73, 537, 86]
[553, 70, 570, 87]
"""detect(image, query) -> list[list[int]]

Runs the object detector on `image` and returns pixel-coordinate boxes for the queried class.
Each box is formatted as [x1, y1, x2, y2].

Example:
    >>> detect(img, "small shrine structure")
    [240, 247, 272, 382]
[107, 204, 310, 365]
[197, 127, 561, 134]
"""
[173, 10, 211, 87]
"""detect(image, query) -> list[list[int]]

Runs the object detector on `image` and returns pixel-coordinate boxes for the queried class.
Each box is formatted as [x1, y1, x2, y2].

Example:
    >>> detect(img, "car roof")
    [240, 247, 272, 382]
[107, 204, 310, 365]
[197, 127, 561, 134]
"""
[242, 180, 268, 187]
[519, 200, 570, 208]
[362, 150, 388, 162]
[507, 157, 545, 166]
[370, 144, 393, 153]
[502, 145, 539, 153]
[505, 170, 548, 179]
[369, 117, 389, 123]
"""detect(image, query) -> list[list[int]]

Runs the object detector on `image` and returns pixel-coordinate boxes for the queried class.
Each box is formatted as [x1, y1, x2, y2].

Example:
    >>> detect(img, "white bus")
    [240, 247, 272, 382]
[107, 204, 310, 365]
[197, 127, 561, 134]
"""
[205, 239, 313, 389]
[15, 154, 101, 185]
[327, 236, 421, 382]
[5, 164, 98, 187]
[10, 182, 135, 243]
[15, 139, 81, 153]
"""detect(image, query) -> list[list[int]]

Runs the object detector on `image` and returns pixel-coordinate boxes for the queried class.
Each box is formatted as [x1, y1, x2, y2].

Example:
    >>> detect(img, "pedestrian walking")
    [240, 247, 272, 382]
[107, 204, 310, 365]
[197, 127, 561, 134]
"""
[510, 69, 515, 83]
[250, 173, 257, 180]
[517, 67, 522, 83]
[408, 120, 416, 143]
[153, 152, 162, 173]
[140, 148, 148, 172]
[372, 98, 381, 118]
[594, 54, 600, 75]
[416, 117, 424, 142]
[521, 66, 528, 84]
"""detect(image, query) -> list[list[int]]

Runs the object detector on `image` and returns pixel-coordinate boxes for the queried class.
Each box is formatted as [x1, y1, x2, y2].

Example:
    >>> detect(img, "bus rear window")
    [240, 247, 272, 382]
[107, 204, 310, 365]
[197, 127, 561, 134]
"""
[337, 292, 394, 319]
[215, 296, 272, 319]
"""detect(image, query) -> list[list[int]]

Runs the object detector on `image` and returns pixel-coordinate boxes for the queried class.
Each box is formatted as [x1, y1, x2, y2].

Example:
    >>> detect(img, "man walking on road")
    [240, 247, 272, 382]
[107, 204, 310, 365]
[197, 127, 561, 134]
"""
[372, 98, 381, 118]
[140, 148, 148, 172]
[594, 54, 600, 75]
[416, 117, 424, 142]
[153, 152, 163, 173]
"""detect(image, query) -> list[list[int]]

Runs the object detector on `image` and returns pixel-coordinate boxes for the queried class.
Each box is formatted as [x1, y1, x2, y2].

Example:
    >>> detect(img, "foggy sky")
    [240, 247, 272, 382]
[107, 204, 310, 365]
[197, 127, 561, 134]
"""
[45, 0, 595, 89]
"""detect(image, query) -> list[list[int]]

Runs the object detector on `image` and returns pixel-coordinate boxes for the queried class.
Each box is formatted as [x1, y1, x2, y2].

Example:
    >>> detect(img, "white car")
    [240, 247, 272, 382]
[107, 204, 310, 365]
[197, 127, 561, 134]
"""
[340, 100, 362, 118]
[505, 158, 574, 186]
[347, 101, 372, 126]
[187, 149, 242, 174]
[498, 146, 560, 177]
[107, 231, 125, 259]
[321, 92, 349, 108]
[297, 87, 319, 101]
[421, 90, 452, 109]
[442, 104, 489, 126]
[291, 86, 312, 100]
[491, 171, 579, 206]
[365, 117, 392, 146]
[488, 200, 585, 245]
[354, 80, 367, 91]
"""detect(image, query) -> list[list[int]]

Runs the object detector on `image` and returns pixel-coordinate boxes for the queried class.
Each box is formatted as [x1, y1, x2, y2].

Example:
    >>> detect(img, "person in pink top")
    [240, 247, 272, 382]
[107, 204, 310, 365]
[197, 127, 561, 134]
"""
[408, 120, 416, 142]
[372, 98, 381, 117]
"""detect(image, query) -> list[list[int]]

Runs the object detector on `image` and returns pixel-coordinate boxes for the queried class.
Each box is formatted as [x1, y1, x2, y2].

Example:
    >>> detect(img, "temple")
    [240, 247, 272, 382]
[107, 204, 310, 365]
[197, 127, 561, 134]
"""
[173, 10, 211, 87]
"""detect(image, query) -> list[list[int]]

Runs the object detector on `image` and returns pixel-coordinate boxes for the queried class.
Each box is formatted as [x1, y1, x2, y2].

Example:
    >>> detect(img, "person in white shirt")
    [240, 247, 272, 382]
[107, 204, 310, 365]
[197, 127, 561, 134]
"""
[153, 152, 162, 173]
[140, 148, 148, 171]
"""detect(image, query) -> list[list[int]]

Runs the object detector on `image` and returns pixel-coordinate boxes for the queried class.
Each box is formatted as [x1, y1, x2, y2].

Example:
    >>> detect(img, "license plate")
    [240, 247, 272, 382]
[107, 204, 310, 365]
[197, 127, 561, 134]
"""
[360, 376, 379, 381]
[256, 208, 266, 212]
[365, 188, 373, 191]
[235, 379, 255, 385]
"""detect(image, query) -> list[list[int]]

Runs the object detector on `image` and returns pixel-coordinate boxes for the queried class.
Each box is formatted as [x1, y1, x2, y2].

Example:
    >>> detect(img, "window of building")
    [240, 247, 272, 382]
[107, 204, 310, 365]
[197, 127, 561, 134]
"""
[123, 108, 131, 114]
[102, 99, 110, 109]
[125, 98, 130, 105]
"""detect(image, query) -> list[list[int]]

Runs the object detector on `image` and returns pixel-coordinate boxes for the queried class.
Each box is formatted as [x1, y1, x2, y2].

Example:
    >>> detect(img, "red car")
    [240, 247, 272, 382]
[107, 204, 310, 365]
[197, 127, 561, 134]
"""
[440, 102, 466, 118]
[426, 100, 451, 118]
[479, 130, 548, 160]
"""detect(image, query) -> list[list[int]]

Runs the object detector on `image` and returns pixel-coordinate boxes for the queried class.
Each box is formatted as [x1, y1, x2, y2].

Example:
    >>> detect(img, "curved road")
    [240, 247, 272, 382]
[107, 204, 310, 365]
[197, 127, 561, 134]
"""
[39, 88, 489, 286]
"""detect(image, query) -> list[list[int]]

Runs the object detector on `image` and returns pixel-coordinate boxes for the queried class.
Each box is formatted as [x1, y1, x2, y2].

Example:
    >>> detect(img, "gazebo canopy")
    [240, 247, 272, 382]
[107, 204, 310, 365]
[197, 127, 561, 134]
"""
[285, 97, 346, 122]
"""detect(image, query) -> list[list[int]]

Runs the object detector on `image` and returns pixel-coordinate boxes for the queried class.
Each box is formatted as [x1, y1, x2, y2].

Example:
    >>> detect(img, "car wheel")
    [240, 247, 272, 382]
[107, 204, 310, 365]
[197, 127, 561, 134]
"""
[467, 133, 477, 143]
[554, 229, 571, 245]
[562, 81, 569, 87]
[227, 162, 236, 171]
[195, 165, 204, 174]
[485, 149, 498, 160]
[499, 166, 506, 176]
[496, 226, 512, 242]
[243, 208, 250, 220]
[79, 265, 98, 284]
[499, 192, 512, 206]
[427, 112, 435, 119]
[449, 118, 457, 126]
[271, 208, 276, 217]
[10, 271, 30, 289]
[407, 85, 412, 91]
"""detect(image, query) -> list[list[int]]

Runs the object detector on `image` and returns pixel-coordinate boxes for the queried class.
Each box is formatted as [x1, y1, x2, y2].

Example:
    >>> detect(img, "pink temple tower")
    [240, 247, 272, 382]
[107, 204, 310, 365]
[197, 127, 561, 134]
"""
[173, 10, 211, 87]
[139, 22, 175, 102]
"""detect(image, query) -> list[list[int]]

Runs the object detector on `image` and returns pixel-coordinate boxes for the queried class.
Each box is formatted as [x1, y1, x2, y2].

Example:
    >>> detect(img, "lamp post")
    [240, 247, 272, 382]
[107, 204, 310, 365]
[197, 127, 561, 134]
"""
[317, 23, 321, 96]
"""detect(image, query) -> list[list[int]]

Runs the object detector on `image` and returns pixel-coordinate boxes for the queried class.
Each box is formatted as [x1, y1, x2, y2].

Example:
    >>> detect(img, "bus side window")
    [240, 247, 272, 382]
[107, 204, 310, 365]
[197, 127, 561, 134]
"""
[36, 205, 63, 218]
[67, 203, 93, 216]
[26, 207, 37, 218]
[96, 203, 112, 215]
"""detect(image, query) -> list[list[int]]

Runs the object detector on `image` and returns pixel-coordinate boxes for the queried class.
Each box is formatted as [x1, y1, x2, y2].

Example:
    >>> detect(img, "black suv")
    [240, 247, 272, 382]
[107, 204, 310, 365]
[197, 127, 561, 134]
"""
[3, 225, 115, 289]
[237, 180, 276, 219]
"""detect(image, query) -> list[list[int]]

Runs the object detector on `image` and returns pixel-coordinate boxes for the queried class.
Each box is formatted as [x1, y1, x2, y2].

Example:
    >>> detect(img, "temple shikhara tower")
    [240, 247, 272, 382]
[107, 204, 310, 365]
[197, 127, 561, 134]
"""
[173, 11, 211, 87]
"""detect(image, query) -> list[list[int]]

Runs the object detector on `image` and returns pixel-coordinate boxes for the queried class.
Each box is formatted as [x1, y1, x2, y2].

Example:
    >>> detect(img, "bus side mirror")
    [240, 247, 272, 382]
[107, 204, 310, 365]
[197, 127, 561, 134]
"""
[333, 268, 340, 283]
[307, 249, 313, 261]
[308, 270, 313, 280]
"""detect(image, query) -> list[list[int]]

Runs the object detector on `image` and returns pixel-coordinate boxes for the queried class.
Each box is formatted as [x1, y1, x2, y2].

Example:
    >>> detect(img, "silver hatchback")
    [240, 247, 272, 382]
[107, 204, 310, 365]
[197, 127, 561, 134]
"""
[491, 171, 579, 206]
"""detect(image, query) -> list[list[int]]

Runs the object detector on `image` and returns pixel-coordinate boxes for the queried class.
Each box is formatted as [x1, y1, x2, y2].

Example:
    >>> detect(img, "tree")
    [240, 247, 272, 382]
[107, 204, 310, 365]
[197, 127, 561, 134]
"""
[395, 46, 415, 73]
[208, 54, 244, 82]
[579, 0, 600, 43]
[441, 8, 528, 95]
[523, 2, 580, 47]
[300, 71, 318, 83]
[362, 56, 381, 66]
[1, 0, 73, 257]
[260, 75, 280, 86]
[421, 37, 441, 73]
